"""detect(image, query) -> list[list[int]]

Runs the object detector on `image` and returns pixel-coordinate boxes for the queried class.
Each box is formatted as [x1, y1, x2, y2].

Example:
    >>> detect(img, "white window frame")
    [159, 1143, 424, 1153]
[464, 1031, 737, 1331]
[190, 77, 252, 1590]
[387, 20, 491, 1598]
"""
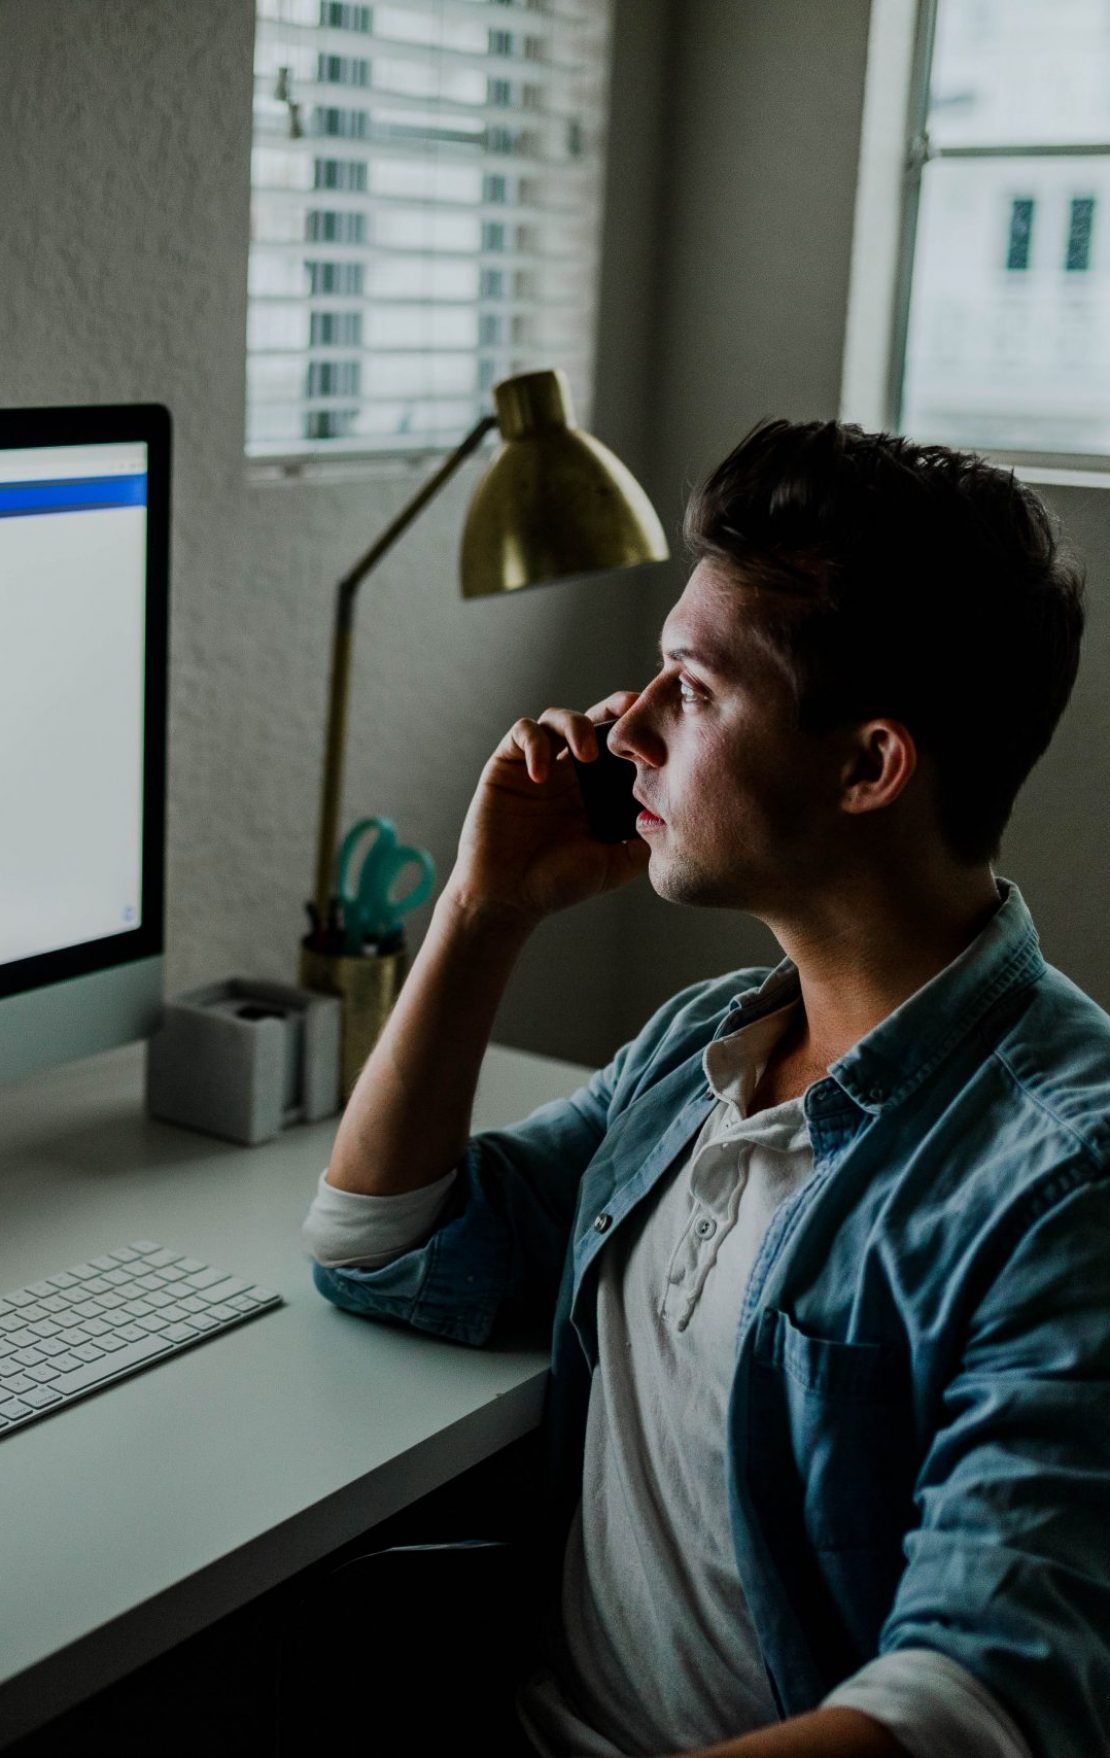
[841, 0, 1110, 489]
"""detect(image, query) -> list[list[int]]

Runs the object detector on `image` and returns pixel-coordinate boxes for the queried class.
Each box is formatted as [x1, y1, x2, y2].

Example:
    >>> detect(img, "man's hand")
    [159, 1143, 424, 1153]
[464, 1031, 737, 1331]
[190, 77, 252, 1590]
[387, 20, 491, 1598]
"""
[656, 1706, 911, 1758]
[446, 692, 650, 932]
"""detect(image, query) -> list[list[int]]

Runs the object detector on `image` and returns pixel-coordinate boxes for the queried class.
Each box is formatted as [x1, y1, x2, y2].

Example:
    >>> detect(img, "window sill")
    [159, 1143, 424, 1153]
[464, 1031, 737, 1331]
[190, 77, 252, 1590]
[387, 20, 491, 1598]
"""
[1004, 461, 1110, 491]
[245, 445, 491, 488]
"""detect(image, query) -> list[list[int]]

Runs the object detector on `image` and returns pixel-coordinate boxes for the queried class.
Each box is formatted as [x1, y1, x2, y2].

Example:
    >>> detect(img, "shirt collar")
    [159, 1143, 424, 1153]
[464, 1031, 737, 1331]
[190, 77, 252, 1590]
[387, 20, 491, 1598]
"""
[712, 875, 1045, 1116]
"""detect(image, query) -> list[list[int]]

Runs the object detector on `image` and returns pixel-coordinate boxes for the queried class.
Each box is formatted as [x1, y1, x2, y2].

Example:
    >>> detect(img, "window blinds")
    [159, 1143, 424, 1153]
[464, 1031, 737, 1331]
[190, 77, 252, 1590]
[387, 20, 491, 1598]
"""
[248, 0, 613, 458]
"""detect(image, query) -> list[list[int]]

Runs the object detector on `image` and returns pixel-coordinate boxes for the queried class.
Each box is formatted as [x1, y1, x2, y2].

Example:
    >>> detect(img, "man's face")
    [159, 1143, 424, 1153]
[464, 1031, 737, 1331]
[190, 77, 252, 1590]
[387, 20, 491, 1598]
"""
[607, 559, 851, 914]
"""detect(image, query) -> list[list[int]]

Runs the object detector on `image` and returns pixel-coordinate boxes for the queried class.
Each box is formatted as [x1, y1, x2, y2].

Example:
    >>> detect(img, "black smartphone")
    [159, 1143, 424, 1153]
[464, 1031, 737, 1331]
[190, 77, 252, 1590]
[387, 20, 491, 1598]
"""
[569, 720, 641, 843]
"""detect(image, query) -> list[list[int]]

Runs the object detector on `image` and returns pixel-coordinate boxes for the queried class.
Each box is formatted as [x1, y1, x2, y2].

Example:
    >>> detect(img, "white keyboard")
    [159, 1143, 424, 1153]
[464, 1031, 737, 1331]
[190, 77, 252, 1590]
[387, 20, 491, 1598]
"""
[0, 1240, 282, 1438]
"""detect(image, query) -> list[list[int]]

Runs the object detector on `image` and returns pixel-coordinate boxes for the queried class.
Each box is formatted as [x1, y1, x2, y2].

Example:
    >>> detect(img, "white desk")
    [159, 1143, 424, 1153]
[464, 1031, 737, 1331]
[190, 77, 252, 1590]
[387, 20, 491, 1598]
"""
[0, 1038, 592, 1748]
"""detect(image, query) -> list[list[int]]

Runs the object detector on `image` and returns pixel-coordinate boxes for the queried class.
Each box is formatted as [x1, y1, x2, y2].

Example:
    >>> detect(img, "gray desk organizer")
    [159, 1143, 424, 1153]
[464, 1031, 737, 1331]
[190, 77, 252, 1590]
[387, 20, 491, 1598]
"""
[146, 978, 342, 1145]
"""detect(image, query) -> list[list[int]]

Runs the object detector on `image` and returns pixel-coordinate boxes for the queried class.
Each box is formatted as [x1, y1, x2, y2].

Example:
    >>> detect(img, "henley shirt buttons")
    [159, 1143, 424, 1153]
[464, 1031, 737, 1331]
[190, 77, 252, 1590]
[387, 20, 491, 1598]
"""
[593, 1213, 612, 1234]
[694, 1217, 717, 1240]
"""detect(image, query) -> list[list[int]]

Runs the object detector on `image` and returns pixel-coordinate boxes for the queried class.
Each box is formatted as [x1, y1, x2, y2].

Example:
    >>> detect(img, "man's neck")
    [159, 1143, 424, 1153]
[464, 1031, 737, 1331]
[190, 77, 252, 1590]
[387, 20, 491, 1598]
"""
[763, 867, 1002, 1073]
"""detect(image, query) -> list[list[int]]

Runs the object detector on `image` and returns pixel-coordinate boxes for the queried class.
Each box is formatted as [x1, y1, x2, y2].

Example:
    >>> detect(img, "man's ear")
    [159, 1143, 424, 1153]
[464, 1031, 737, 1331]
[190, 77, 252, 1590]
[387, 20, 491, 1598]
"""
[839, 720, 918, 816]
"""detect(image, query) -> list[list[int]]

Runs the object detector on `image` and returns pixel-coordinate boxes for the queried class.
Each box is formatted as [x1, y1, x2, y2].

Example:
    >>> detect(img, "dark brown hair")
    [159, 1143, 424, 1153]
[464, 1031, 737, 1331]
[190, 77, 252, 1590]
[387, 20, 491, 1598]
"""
[684, 418, 1086, 865]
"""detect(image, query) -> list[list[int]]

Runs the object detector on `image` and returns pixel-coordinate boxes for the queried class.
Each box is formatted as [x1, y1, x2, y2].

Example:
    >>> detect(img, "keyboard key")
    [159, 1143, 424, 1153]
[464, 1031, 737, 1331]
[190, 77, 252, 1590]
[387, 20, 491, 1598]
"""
[176, 1259, 205, 1274]
[90, 1256, 118, 1272]
[0, 1315, 27, 1334]
[122, 1301, 153, 1318]
[228, 1295, 264, 1313]
[39, 1295, 68, 1314]
[45, 1272, 78, 1289]
[135, 1315, 168, 1333]
[95, 1333, 127, 1352]
[25, 1364, 59, 1383]
[176, 1297, 207, 1314]
[12, 1347, 45, 1367]
[107, 1247, 141, 1263]
[7, 1329, 40, 1350]
[3, 1291, 34, 1307]
[20, 1386, 62, 1408]
[158, 1305, 189, 1324]
[194, 1278, 250, 1303]
[95, 1292, 127, 1310]
[143, 1250, 182, 1269]
[161, 1323, 200, 1342]
[20, 1304, 47, 1324]
[115, 1325, 150, 1344]
[128, 1241, 161, 1253]
[29, 1321, 60, 1340]
[205, 1304, 237, 1323]
[49, 1352, 81, 1372]
[58, 1327, 89, 1347]
[82, 1318, 111, 1337]
[247, 1288, 279, 1302]
[0, 1398, 32, 1420]
[142, 1291, 174, 1310]
[33, 1339, 67, 1358]
[0, 1375, 37, 1396]
[136, 1276, 164, 1292]
[27, 1281, 55, 1298]
[82, 1278, 112, 1295]
[180, 1311, 218, 1332]
[73, 1301, 106, 1320]
[101, 1269, 133, 1287]
[67, 1265, 99, 1281]
[71, 1343, 106, 1363]
[182, 1267, 227, 1291]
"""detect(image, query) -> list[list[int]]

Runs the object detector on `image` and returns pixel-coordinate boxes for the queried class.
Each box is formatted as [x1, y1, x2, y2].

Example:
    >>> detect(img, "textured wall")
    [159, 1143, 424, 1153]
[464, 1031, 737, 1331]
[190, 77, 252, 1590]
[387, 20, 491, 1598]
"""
[0, 0, 672, 1068]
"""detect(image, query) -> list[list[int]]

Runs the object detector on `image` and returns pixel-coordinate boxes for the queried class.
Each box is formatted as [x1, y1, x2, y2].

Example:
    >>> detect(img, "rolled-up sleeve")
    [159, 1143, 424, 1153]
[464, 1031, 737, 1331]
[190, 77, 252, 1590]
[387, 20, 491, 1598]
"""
[309, 971, 742, 1347]
[311, 1049, 625, 1345]
[877, 1162, 1110, 1757]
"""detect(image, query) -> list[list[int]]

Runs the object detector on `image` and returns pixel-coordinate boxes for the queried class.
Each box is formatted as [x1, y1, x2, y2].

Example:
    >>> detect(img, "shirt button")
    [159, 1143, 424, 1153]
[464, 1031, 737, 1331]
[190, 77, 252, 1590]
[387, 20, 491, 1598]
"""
[694, 1217, 716, 1240]
[593, 1213, 612, 1234]
[868, 1086, 884, 1103]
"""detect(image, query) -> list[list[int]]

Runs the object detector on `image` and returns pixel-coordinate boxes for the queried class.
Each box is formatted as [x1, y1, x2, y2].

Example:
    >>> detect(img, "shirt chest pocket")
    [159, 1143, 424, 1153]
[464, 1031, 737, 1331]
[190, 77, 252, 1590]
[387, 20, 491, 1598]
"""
[748, 1305, 919, 1552]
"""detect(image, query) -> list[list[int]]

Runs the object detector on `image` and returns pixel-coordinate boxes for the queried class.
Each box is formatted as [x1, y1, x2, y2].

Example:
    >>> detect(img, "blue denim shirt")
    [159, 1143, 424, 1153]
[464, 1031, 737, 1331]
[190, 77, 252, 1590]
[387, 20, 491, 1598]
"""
[313, 877, 1110, 1757]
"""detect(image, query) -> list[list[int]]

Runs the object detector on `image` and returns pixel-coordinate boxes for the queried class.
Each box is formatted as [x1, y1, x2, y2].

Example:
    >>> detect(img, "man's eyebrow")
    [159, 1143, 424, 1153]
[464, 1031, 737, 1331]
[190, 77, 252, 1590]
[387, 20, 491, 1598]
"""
[655, 637, 735, 676]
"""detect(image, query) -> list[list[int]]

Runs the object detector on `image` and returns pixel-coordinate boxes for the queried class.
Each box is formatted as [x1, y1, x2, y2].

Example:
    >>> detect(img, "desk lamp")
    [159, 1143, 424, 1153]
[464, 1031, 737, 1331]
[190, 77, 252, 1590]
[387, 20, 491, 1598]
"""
[299, 367, 668, 1096]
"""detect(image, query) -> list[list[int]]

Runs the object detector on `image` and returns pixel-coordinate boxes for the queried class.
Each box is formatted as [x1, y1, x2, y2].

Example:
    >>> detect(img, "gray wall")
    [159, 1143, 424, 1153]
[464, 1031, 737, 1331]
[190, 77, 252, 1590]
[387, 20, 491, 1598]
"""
[4, 0, 1108, 1071]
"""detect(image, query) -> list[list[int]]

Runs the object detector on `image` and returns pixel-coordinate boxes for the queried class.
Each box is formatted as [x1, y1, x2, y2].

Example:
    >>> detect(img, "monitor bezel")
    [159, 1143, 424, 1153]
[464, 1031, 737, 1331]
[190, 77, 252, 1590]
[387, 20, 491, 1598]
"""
[0, 403, 169, 1002]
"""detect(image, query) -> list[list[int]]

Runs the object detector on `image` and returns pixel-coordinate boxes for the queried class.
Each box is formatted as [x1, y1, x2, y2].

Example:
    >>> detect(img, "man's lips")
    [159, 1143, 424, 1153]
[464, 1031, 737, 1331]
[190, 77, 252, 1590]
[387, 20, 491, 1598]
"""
[633, 793, 665, 823]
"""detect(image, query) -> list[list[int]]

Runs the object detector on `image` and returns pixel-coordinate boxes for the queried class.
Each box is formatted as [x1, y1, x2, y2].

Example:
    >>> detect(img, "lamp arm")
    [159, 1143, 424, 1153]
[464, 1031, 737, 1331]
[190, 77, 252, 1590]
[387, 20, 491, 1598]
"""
[311, 413, 499, 935]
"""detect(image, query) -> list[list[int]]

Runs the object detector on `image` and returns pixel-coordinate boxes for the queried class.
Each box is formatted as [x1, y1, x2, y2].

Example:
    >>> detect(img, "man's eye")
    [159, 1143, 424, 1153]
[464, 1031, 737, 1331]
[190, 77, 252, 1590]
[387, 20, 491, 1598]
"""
[678, 679, 701, 706]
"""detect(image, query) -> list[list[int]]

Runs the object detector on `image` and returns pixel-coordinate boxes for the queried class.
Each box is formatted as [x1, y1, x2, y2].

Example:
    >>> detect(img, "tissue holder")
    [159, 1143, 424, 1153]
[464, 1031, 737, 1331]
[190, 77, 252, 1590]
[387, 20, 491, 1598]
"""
[146, 977, 342, 1145]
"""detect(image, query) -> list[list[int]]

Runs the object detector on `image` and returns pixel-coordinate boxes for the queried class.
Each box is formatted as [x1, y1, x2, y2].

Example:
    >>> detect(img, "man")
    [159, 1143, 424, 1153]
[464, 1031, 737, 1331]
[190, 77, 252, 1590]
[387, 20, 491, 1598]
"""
[301, 419, 1108, 1757]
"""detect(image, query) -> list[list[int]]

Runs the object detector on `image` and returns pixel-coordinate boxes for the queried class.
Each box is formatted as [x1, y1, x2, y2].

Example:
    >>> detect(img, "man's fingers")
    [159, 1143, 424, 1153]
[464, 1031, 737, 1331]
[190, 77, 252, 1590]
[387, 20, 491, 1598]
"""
[502, 695, 641, 779]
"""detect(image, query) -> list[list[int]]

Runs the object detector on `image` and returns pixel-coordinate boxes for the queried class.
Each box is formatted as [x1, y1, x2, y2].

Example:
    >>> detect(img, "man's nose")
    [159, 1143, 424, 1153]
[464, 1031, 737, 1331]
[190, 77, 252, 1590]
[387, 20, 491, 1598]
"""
[608, 688, 661, 766]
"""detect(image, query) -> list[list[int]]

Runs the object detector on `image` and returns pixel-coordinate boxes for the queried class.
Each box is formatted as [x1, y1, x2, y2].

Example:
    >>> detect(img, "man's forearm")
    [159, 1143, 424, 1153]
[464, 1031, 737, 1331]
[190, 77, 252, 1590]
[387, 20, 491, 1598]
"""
[325, 887, 533, 1195]
[664, 1706, 910, 1758]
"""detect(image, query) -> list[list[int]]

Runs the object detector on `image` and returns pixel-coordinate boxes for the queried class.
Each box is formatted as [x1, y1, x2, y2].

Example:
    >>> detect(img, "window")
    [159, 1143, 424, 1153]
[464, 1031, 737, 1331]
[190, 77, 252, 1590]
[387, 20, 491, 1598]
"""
[247, 0, 614, 460]
[846, 0, 1110, 463]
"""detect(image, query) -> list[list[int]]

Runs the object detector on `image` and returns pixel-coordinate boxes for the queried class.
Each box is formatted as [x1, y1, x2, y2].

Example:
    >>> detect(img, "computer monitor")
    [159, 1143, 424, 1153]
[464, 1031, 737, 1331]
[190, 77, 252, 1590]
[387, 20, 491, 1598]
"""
[0, 404, 169, 1086]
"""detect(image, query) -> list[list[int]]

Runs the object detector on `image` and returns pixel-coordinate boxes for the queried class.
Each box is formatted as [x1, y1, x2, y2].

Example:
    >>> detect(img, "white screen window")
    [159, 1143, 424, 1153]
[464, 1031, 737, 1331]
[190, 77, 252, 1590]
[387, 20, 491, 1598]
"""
[0, 442, 146, 967]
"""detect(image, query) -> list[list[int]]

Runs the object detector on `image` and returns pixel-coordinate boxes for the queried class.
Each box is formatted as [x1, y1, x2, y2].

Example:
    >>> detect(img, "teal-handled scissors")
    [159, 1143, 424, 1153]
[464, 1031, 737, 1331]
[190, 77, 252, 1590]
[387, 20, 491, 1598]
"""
[335, 816, 436, 955]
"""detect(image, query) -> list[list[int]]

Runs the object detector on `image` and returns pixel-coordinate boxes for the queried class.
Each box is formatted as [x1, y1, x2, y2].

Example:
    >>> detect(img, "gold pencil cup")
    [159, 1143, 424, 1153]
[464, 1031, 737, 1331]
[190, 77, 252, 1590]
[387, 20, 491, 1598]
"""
[299, 941, 407, 1102]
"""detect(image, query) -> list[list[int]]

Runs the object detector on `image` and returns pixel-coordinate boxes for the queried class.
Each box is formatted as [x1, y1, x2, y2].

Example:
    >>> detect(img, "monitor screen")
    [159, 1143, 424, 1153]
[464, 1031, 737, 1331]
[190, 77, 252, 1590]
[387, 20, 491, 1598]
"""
[0, 406, 168, 1075]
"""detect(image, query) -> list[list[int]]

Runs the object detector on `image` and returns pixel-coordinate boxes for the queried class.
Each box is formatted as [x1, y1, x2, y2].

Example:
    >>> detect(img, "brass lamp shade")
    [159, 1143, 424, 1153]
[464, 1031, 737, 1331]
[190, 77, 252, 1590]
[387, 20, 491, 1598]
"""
[460, 369, 669, 598]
